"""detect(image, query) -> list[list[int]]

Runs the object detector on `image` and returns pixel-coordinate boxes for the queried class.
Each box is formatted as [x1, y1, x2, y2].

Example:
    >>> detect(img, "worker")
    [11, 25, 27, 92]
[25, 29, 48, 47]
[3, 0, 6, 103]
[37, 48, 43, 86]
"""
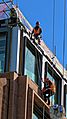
[10, 7, 17, 25]
[44, 78, 50, 105]
[32, 21, 42, 44]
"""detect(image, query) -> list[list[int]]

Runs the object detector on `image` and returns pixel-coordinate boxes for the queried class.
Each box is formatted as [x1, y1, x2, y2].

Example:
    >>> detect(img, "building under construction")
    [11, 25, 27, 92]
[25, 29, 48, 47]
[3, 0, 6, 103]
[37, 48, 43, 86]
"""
[0, 1, 67, 119]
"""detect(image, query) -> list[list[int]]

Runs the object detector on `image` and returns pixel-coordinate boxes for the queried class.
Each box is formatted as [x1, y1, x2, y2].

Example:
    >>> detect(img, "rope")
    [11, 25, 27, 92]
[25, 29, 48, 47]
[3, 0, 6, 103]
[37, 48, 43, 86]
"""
[16, 0, 18, 8]
[35, 48, 41, 85]
[63, 0, 66, 76]
[52, 0, 55, 54]
[37, 51, 42, 86]
[34, 42, 45, 90]
[49, 0, 56, 106]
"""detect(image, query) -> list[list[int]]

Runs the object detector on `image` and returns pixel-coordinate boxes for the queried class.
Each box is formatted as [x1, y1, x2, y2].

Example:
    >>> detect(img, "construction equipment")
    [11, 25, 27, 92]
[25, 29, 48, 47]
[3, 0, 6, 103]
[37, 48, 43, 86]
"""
[50, 105, 65, 119]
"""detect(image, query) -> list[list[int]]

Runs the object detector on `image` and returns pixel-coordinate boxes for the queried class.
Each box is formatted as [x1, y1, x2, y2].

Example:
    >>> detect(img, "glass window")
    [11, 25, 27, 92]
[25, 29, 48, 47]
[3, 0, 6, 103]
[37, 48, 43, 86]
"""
[32, 113, 38, 119]
[33, 103, 50, 119]
[0, 34, 6, 72]
[47, 72, 55, 83]
[24, 39, 42, 88]
[33, 103, 43, 119]
[25, 47, 36, 82]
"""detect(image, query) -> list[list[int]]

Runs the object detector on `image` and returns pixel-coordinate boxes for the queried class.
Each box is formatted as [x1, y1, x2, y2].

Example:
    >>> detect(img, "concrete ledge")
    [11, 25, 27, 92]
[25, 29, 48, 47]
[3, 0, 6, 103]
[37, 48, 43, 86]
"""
[0, 72, 18, 80]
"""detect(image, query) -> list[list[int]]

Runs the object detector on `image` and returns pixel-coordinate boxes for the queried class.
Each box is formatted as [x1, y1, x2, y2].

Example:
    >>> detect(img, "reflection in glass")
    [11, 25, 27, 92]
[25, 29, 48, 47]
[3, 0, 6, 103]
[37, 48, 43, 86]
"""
[25, 47, 36, 82]
[32, 113, 38, 119]
[0, 35, 6, 72]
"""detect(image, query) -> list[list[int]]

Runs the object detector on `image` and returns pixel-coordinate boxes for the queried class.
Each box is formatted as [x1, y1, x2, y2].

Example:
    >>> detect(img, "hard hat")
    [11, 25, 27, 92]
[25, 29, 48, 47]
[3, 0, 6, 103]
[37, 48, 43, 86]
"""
[36, 21, 40, 25]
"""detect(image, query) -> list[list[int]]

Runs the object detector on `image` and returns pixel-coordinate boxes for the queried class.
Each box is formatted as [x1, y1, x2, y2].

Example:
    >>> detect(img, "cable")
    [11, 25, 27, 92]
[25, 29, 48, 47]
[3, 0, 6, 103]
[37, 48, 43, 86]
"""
[63, 0, 66, 76]
[50, 0, 56, 106]
[35, 48, 40, 83]
[37, 51, 42, 87]
[16, 0, 18, 8]
[52, 0, 55, 54]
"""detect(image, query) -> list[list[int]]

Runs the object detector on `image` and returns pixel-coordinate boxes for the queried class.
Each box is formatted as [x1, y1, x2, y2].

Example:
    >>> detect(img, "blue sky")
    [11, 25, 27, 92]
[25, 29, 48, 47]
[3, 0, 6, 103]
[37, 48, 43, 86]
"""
[8, 0, 67, 68]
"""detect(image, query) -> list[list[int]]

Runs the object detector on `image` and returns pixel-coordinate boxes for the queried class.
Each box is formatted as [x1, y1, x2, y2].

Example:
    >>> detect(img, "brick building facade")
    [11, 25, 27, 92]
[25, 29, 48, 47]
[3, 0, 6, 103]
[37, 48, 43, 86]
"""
[0, 72, 50, 119]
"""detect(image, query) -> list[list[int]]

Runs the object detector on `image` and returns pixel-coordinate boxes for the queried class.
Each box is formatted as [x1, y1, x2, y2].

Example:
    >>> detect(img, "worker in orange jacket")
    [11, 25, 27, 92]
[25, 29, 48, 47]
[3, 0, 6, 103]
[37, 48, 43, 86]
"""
[32, 21, 42, 44]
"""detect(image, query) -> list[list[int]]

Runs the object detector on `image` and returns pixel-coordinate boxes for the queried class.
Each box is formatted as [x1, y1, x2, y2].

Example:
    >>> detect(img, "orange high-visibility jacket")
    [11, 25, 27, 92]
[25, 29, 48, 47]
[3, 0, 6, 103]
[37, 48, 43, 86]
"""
[33, 28, 41, 35]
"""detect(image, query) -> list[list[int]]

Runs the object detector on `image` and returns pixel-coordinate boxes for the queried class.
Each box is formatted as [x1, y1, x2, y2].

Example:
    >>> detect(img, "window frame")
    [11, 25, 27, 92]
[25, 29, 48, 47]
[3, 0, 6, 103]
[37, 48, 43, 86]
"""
[23, 36, 42, 88]
[0, 32, 7, 72]
[0, 27, 11, 72]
